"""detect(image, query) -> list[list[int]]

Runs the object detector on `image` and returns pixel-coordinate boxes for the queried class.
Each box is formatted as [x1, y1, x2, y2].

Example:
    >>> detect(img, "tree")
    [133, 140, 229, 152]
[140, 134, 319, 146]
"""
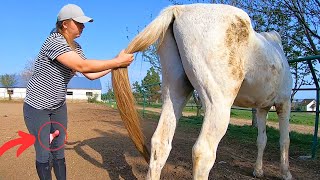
[132, 81, 144, 101]
[169, 0, 320, 100]
[105, 81, 114, 102]
[20, 58, 35, 85]
[105, 88, 114, 101]
[141, 67, 161, 103]
[0, 74, 17, 100]
[141, 44, 161, 74]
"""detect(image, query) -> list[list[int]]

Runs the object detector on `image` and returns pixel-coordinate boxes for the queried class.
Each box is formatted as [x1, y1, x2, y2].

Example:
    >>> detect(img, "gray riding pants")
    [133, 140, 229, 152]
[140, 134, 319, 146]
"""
[23, 102, 67, 163]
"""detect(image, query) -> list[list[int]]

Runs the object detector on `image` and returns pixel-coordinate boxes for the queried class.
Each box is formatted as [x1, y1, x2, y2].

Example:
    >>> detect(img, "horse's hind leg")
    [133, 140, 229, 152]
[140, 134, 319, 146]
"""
[253, 107, 269, 177]
[192, 96, 233, 179]
[275, 101, 292, 180]
[147, 27, 193, 180]
[174, 37, 245, 180]
[174, 49, 244, 179]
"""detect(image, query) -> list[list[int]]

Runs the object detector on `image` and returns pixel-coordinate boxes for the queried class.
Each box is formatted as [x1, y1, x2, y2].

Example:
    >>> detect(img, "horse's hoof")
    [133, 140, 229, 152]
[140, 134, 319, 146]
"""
[253, 169, 264, 178]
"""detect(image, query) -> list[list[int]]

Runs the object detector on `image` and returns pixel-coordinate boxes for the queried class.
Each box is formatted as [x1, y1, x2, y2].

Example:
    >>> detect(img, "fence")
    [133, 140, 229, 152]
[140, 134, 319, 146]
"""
[288, 55, 319, 158]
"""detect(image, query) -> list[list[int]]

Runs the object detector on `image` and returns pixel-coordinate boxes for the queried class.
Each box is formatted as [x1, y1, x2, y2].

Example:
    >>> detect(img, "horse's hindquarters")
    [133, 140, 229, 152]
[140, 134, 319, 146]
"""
[234, 32, 292, 109]
[172, 5, 253, 106]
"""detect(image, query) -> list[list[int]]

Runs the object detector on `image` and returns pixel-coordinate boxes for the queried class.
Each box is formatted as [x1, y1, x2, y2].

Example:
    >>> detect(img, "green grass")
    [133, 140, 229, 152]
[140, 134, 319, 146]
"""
[231, 109, 316, 126]
[183, 105, 202, 112]
[137, 102, 162, 108]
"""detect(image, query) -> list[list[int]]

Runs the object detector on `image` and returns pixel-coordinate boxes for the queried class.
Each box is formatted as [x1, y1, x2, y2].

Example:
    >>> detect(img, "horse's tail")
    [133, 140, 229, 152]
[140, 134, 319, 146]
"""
[111, 5, 181, 163]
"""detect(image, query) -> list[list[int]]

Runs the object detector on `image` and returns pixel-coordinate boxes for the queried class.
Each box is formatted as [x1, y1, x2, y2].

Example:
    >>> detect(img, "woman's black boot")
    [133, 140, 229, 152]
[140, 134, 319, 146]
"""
[53, 158, 66, 180]
[36, 161, 52, 180]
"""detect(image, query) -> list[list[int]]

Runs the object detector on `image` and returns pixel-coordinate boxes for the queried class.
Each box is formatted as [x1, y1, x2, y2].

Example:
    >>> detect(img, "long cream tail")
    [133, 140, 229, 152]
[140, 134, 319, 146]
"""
[111, 5, 181, 163]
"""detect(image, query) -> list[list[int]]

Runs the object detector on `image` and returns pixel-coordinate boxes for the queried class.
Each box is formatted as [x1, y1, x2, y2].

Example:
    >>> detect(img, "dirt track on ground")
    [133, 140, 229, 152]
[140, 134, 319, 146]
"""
[0, 102, 319, 180]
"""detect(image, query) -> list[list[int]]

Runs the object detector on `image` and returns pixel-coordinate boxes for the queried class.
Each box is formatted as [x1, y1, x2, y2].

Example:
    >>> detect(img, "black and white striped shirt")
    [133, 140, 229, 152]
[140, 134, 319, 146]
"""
[25, 32, 86, 110]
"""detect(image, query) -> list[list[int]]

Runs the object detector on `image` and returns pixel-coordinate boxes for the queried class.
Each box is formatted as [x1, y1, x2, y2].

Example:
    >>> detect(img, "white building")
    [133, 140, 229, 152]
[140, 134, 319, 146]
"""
[300, 99, 317, 112]
[66, 76, 102, 101]
[0, 76, 102, 101]
[292, 99, 318, 112]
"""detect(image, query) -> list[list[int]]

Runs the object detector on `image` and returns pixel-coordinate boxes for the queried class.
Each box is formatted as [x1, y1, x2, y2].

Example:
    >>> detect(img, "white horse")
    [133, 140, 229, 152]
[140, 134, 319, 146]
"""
[115, 3, 293, 180]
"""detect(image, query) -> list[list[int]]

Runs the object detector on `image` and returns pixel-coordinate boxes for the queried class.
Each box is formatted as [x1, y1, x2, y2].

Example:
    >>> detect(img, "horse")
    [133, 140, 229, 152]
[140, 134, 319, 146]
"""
[112, 3, 293, 180]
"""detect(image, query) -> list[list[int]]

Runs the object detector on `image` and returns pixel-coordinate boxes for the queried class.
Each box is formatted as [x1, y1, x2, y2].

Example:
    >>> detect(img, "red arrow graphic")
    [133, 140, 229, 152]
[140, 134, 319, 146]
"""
[0, 131, 35, 157]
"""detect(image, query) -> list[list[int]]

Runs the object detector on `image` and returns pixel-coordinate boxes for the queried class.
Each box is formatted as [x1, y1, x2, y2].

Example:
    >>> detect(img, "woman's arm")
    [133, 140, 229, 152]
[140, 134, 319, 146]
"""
[82, 69, 112, 80]
[56, 50, 133, 73]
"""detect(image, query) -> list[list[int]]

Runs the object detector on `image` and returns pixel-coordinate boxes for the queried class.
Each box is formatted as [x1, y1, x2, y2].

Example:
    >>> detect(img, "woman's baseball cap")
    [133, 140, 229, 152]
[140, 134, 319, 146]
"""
[57, 4, 93, 23]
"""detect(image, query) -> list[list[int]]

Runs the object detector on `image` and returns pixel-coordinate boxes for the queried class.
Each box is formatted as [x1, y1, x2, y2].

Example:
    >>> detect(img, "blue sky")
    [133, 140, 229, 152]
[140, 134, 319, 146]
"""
[0, 0, 316, 99]
[0, 0, 172, 92]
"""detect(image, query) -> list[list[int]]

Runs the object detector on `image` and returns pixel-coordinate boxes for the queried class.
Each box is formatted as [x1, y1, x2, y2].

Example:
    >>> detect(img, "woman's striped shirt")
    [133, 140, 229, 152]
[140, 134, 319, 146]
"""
[24, 32, 86, 110]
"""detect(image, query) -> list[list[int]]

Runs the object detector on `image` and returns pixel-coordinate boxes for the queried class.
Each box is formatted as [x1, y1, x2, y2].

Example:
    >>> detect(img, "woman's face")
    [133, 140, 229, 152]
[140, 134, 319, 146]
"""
[62, 19, 85, 39]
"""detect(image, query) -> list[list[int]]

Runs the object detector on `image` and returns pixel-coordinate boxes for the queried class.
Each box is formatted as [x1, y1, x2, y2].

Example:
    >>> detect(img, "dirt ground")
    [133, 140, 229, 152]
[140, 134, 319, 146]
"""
[0, 101, 319, 180]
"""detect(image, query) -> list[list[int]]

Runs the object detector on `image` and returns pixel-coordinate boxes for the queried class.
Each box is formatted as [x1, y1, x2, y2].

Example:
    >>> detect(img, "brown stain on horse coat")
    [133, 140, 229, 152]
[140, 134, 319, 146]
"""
[225, 16, 250, 82]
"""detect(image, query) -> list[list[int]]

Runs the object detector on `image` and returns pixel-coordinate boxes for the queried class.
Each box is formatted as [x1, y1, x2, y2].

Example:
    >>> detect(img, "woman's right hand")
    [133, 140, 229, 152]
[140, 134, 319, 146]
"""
[116, 50, 134, 68]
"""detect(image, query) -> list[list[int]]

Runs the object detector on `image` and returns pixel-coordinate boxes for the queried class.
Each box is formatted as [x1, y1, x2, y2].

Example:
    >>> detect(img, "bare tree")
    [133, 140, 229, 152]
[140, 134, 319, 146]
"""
[20, 58, 35, 85]
[141, 44, 161, 74]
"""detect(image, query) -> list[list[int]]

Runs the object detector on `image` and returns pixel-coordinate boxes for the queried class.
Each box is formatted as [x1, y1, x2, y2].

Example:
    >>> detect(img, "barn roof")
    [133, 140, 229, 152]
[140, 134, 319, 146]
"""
[68, 76, 102, 90]
[300, 99, 315, 106]
[0, 75, 101, 90]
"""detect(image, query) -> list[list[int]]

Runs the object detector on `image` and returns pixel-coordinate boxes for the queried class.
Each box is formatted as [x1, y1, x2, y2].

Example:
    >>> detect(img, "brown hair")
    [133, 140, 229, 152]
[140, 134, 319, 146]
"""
[56, 20, 76, 50]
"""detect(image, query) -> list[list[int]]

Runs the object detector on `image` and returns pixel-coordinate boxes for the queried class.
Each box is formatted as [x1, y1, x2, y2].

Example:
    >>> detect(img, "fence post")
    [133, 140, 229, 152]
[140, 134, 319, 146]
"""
[312, 88, 319, 158]
[143, 91, 146, 117]
[306, 59, 320, 159]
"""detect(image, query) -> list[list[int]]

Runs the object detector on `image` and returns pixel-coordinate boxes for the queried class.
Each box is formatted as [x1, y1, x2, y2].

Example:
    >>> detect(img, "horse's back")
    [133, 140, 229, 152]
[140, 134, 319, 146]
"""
[173, 4, 253, 50]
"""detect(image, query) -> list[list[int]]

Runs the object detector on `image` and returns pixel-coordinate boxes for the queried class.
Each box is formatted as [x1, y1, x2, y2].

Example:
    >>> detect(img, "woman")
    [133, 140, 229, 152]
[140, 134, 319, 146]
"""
[23, 4, 133, 180]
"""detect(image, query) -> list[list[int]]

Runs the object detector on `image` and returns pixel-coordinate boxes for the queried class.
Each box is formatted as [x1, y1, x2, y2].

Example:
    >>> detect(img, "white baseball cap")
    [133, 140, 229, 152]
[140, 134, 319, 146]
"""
[57, 4, 93, 23]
